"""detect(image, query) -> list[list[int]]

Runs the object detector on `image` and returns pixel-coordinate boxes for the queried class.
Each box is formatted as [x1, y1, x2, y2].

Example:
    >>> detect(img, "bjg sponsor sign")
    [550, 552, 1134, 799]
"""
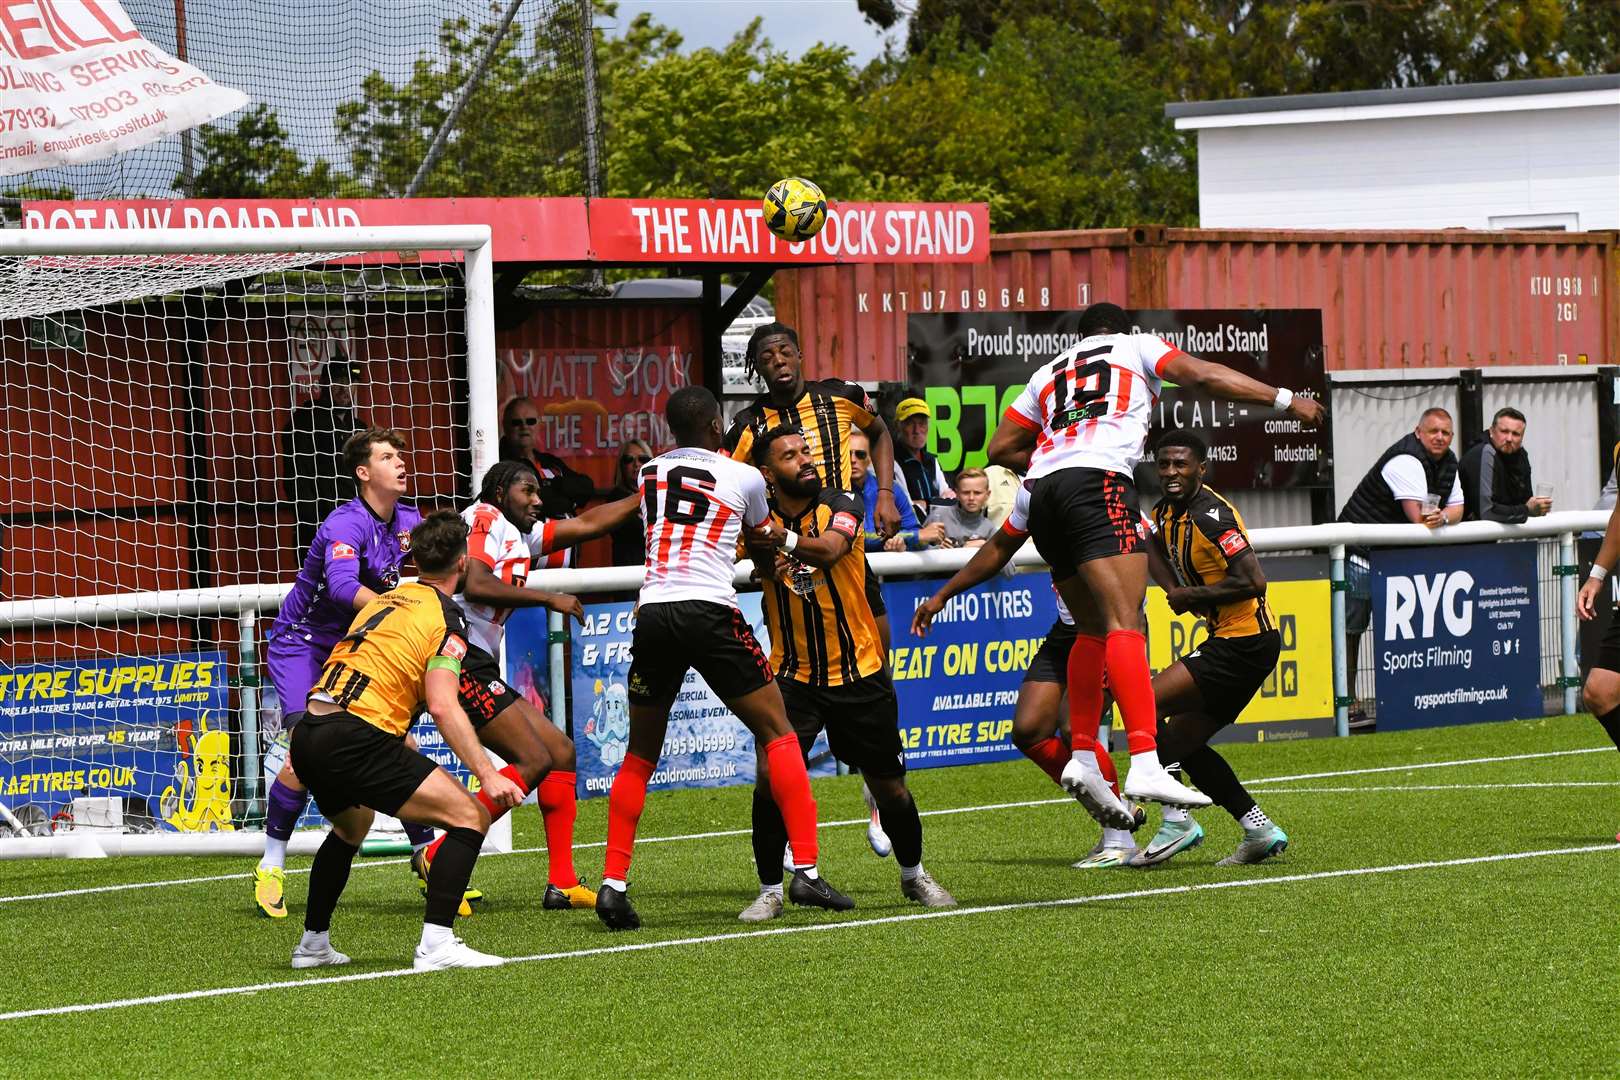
[1372, 543, 1542, 729]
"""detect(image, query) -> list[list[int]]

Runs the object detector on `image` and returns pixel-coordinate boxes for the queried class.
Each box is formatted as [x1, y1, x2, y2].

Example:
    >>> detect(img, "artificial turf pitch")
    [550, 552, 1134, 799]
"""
[1, 714, 1616, 1077]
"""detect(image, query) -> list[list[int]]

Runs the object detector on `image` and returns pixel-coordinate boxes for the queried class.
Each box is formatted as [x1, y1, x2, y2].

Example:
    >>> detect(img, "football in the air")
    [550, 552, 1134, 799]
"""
[762, 177, 828, 243]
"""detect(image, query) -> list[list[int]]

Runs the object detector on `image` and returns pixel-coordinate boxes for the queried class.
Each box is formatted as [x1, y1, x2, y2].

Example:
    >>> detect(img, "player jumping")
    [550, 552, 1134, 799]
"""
[255, 428, 476, 919]
[740, 426, 956, 921]
[411, 460, 642, 911]
[912, 481, 1145, 863]
[987, 302, 1324, 815]
[288, 511, 520, 971]
[597, 387, 851, 930]
[1131, 431, 1288, 867]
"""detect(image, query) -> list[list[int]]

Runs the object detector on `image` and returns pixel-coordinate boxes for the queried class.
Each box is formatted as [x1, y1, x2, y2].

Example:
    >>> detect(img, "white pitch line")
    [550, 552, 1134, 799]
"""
[1244, 746, 1611, 786]
[2, 842, 1613, 1024]
[2, 746, 1610, 907]
[1258, 781, 1620, 794]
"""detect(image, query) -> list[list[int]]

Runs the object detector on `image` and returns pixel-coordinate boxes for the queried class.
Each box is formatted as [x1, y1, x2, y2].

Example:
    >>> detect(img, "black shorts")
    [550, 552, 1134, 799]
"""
[1595, 611, 1620, 674]
[459, 642, 522, 729]
[628, 600, 774, 705]
[290, 710, 438, 819]
[1181, 631, 1282, 726]
[1027, 468, 1143, 581]
[779, 673, 905, 779]
[1024, 620, 1079, 685]
[864, 562, 887, 618]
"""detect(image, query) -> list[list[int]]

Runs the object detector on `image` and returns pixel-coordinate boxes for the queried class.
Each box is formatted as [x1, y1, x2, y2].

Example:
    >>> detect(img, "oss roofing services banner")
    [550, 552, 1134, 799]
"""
[0, 652, 232, 831]
[883, 574, 1060, 768]
[1372, 543, 1542, 730]
[907, 310, 1329, 489]
[0, 0, 247, 175]
[565, 596, 834, 799]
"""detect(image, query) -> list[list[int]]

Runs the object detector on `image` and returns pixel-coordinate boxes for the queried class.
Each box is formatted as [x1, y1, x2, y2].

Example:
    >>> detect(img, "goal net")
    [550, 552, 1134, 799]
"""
[0, 226, 497, 857]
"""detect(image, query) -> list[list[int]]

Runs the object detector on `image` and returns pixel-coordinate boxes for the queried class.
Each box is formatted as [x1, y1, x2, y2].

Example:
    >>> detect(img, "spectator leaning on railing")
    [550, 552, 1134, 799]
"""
[1459, 407, 1551, 523]
[1336, 406, 1465, 724]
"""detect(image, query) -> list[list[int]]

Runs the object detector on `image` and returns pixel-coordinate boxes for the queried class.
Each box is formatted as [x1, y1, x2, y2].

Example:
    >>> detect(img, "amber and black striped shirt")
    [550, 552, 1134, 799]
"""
[759, 488, 884, 687]
[1150, 485, 1275, 639]
[725, 379, 877, 493]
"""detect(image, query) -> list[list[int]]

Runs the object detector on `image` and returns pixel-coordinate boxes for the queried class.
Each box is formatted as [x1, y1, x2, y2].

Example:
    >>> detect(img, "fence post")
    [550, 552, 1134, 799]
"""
[548, 608, 569, 737]
[1330, 543, 1350, 737]
[1558, 531, 1580, 715]
[238, 608, 262, 821]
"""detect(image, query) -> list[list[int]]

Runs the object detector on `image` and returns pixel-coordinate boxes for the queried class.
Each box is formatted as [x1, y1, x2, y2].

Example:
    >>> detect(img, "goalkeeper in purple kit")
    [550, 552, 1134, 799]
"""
[253, 427, 475, 918]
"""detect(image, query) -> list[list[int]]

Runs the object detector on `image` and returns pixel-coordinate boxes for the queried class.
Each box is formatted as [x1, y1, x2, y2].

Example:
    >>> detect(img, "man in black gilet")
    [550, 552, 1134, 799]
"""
[1336, 407, 1463, 726]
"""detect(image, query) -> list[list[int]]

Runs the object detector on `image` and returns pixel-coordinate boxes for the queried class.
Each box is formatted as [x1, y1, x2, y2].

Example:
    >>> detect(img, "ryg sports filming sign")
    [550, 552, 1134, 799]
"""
[906, 309, 1328, 490]
[1371, 544, 1542, 729]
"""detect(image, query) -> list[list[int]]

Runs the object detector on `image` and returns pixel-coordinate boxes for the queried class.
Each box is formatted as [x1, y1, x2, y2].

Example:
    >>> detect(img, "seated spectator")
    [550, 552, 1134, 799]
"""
[501, 395, 596, 567]
[893, 396, 953, 515]
[1461, 407, 1550, 523]
[926, 468, 997, 547]
[608, 438, 652, 566]
[850, 428, 944, 551]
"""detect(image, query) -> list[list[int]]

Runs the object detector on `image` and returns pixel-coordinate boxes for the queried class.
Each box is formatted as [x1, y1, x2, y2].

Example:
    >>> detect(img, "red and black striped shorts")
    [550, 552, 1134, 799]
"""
[1026, 467, 1144, 581]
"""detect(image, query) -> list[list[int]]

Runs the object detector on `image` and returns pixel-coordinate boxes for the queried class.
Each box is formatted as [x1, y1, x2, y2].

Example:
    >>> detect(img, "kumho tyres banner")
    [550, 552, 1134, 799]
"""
[907, 310, 1329, 489]
[0, 652, 232, 832]
[0, 0, 247, 175]
[1144, 556, 1335, 741]
[883, 575, 1060, 768]
[1372, 543, 1542, 730]
[566, 596, 833, 799]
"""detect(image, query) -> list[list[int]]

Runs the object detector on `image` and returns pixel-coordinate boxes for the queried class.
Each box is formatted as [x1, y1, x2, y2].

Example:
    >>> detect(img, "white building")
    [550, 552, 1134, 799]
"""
[1166, 74, 1620, 231]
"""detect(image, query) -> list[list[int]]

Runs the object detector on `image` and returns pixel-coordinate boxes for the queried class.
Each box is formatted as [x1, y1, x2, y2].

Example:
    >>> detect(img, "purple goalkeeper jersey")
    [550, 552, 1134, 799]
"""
[269, 497, 423, 649]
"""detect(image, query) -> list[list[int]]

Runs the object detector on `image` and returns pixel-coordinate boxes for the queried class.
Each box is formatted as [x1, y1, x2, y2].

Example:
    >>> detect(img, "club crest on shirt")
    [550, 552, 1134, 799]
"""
[397, 530, 413, 552]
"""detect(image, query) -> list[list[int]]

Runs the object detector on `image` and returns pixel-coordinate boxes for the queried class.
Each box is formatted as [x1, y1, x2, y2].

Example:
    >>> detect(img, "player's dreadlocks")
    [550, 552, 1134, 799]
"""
[478, 459, 539, 509]
[744, 321, 801, 382]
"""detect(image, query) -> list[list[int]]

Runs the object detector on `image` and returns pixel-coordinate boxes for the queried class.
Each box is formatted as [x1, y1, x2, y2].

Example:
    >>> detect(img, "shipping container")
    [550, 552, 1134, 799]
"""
[775, 226, 1619, 382]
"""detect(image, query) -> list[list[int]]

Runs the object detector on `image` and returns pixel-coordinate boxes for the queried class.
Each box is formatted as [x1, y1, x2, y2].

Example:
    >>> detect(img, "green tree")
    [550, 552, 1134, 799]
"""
[855, 18, 1197, 229]
[603, 19, 874, 200]
[186, 104, 348, 198]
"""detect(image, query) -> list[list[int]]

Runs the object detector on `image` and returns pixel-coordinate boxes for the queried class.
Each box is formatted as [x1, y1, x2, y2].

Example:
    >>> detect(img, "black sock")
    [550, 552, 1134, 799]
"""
[751, 785, 788, 887]
[1599, 707, 1620, 751]
[304, 832, 359, 933]
[424, 826, 482, 928]
[1181, 745, 1257, 823]
[877, 790, 924, 869]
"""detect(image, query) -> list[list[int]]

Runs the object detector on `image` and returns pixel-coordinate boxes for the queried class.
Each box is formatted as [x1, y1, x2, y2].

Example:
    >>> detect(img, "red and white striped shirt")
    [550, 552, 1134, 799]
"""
[457, 501, 559, 654]
[1005, 332, 1180, 481]
[638, 447, 769, 608]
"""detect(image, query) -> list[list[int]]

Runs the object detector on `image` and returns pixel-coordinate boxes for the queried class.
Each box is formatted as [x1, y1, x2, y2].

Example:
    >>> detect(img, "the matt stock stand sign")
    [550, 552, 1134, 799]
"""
[906, 310, 1329, 490]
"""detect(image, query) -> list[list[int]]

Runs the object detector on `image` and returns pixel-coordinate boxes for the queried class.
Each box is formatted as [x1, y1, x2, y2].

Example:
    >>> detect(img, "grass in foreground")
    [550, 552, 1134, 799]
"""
[0, 714, 1616, 1077]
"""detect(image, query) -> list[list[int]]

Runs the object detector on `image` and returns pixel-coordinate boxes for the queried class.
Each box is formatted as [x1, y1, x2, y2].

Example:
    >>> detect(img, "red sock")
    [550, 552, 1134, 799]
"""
[1067, 634, 1106, 752]
[604, 753, 655, 882]
[538, 771, 579, 889]
[1022, 736, 1068, 786]
[423, 764, 529, 865]
[1092, 744, 1121, 798]
[764, 733, 819, 867]
[1105, 629, 1157, 755]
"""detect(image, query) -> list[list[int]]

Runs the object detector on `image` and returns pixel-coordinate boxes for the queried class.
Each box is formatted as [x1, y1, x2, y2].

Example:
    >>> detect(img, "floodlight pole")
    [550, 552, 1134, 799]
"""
[406, 0, 526, 198]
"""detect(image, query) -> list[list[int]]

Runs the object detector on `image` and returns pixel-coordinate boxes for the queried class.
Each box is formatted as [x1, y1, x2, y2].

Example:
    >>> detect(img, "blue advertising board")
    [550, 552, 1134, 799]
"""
[1372, 542, 1542, 730]
[568, 594, 834, 799]
[0, 652, 233, 831]
[882, 573, 1060, 767]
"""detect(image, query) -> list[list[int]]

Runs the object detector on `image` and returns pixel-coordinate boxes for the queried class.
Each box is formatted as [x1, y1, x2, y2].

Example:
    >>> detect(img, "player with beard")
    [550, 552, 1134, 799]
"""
[740, 426, 956, 921]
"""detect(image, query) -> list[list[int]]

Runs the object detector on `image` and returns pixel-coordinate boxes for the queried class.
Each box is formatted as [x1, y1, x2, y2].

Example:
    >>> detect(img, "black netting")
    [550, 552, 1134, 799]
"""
[8, 0, 591, 201]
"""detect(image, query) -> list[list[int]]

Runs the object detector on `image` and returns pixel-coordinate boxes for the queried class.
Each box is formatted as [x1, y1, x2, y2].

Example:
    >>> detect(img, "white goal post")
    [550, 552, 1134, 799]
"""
[0, 226, 499, 858]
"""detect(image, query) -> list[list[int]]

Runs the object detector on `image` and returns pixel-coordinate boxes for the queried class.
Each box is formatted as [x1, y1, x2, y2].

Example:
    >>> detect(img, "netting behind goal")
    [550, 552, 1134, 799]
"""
[0, 243, 479, 848]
